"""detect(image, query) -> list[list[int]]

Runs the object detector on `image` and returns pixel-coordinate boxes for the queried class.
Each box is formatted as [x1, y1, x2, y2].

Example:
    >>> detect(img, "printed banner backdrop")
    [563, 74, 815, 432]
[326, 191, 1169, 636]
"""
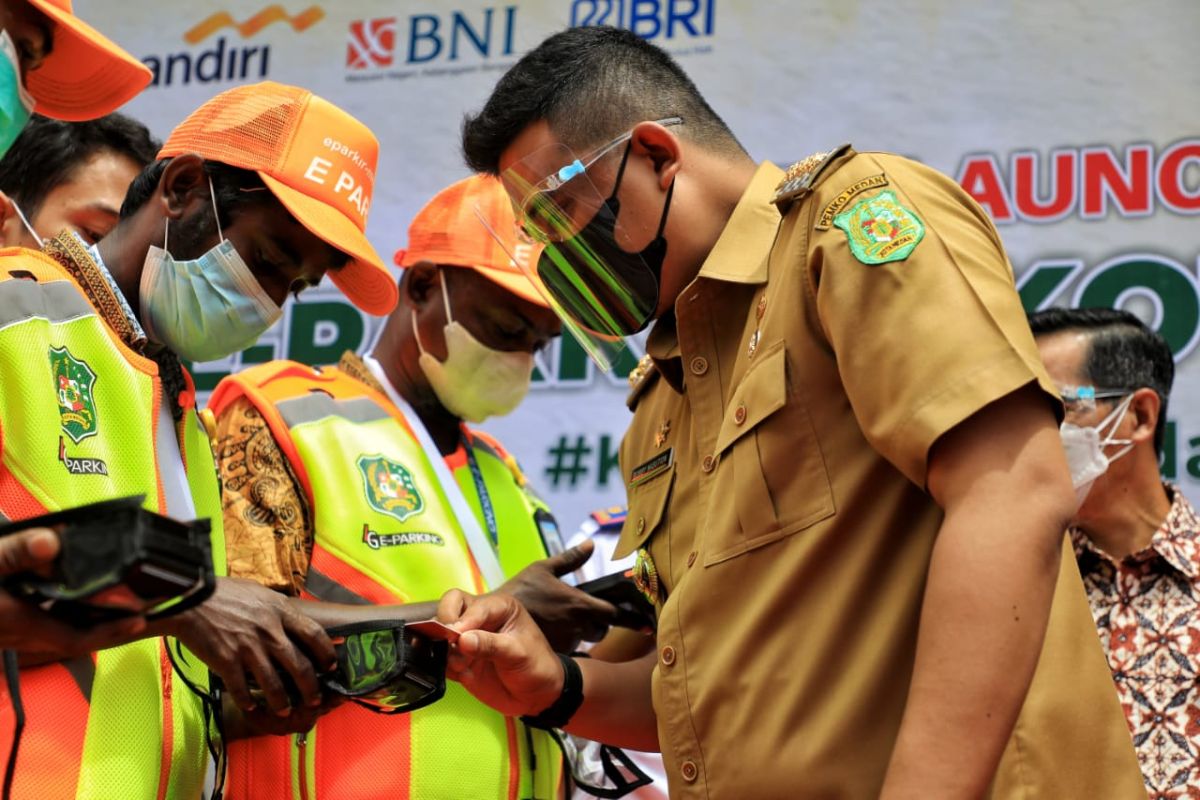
[78, 0, 1200, 533]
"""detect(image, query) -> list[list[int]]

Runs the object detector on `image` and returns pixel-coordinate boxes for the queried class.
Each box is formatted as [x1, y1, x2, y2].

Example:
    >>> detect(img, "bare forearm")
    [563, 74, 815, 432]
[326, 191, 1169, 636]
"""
[287, 598, 438, 629]
[881, 506, 1063, 798]
[564, 651, 659, 752]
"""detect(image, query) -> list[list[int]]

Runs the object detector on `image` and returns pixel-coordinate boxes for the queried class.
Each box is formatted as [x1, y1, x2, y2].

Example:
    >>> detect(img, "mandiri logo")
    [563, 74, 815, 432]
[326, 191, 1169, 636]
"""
[142, 5, 325, 88]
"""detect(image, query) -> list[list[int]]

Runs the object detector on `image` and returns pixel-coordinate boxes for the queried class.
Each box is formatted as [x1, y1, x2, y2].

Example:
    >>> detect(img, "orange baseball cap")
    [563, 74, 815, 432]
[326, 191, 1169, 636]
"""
[24, 0, 152, 121]
[394, 174, 548, 308]
[159, 81, 396, 316]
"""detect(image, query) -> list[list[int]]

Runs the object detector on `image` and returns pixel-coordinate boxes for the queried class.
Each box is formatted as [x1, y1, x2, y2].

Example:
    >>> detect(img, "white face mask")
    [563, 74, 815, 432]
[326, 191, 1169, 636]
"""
[413, 269, 534, 423]
[138, 176, 281, 363]
[1059, 393, 1135, 509]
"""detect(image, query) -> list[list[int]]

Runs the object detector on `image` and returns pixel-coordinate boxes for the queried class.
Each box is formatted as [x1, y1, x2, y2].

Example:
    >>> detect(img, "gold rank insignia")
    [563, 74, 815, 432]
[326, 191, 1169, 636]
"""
[655, 419, 671, 448]
[626, 353, 661, 411]
[773, 142, 854, 207]
[627, 353, 655, 388]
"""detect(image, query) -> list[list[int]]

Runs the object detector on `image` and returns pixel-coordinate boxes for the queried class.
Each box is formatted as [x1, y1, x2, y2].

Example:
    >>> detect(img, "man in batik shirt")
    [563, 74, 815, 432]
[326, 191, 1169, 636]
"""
[1032, 307, 1198, 797]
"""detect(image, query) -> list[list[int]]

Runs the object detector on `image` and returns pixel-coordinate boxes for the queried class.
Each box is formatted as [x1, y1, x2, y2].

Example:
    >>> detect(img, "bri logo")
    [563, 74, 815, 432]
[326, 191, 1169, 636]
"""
[142, 5, 325, 88]
[570, 0, 715, 40]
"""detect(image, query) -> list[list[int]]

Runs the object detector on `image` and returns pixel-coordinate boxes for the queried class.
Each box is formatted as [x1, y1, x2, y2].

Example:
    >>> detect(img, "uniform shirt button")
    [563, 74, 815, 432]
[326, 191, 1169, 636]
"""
[637, 516, 646, 534]
[733, 404, 747, 425]
[680, 760, 698, 782]
[687, 551, 697, 567]
[660, 645, 676, 666]
[701, 454, 716, 473]
[689, 356, 709, 376]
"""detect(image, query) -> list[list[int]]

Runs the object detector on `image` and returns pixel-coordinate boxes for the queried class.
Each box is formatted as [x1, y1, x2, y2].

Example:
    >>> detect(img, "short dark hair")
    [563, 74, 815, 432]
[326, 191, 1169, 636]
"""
[119, 158, 270, 230]
[462, 26, 745, 174]
[1029, 307, 1175, 455]
[0, 113, 159, 216]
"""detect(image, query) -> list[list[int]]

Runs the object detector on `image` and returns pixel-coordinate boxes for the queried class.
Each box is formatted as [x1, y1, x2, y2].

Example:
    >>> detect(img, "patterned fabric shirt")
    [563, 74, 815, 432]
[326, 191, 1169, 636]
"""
[1072, 484, 1200, 799]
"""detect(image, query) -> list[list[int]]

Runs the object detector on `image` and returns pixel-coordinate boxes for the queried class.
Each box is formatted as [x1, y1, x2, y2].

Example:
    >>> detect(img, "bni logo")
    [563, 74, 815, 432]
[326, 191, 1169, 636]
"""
[345, 7, 516, 68]
[347, 18, 396, 68]
[142, 5, 325, 88]
[570, 0, 715, 39]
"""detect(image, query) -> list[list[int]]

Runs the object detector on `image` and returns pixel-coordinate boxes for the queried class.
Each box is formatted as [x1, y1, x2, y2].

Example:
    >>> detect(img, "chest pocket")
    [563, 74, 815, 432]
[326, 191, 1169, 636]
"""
[613, 462, 675, 561]
[703, 340, 835, 566]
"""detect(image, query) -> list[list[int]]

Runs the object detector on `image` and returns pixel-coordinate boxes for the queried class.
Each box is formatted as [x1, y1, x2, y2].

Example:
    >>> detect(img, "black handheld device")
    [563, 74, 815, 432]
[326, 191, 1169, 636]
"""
[576, 571, 656, 631]
[0, 495, 215, 626]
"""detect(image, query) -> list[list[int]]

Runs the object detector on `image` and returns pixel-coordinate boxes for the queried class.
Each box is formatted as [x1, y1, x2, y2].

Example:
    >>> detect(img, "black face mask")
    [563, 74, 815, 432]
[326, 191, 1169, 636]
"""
[536, 142, 675, 337]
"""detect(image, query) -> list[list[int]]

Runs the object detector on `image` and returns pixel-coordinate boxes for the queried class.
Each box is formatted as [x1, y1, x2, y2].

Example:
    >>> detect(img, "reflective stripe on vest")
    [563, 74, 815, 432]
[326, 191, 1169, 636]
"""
[0, 253, 221, 800]
[214, 363, 562, 800]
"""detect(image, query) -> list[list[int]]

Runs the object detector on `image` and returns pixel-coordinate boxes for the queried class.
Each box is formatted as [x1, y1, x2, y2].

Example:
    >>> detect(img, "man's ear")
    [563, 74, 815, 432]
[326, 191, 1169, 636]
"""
[403, 262, 440, 310]
[0, 190, 26, 247]
[629, 120, 682, 190]
[1129, 387, 1161, 445]
[157, 154, 210, 221]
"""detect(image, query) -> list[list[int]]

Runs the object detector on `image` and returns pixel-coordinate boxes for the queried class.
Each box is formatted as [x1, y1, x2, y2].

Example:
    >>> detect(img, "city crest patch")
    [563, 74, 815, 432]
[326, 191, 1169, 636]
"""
[832, 189, 925, 265]
[50, 346, 98, 444]
[357, 454, 424, 523]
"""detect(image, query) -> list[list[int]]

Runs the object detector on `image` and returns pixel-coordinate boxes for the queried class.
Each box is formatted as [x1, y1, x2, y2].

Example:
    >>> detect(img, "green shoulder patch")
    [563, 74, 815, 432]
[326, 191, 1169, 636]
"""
[832, 190, 925, 265]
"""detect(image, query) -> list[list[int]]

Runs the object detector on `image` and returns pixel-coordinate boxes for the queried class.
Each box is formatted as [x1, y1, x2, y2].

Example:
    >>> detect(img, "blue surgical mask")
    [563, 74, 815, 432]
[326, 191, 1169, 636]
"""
[138, 177, 281, 362]
[0, 30, 34, 159]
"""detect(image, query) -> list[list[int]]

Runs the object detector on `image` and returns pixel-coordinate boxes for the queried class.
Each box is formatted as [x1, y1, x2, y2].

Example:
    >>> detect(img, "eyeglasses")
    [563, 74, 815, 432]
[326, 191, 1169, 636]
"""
[322, 620, 447, 714]
[1058, 385, 1134, 414]
[517, 117, 683, 242]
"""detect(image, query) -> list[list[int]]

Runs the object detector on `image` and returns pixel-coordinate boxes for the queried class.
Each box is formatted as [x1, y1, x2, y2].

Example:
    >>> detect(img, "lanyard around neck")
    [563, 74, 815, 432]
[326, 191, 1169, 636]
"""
[360, 354, 506, 590]
[462, 435, 500, 549]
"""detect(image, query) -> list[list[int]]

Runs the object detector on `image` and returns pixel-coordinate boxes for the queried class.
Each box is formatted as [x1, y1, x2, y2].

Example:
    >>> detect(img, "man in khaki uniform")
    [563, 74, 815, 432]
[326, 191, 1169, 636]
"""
[436, 26, 1143, 798]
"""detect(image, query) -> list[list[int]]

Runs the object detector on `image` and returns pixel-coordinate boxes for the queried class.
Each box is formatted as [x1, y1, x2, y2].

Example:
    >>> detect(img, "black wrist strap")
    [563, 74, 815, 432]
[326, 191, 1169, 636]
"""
[521, 654, 583, 731]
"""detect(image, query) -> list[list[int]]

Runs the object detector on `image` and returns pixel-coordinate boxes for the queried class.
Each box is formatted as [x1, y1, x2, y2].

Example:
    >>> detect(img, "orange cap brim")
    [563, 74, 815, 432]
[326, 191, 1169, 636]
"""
[25, 0, 152, 121]
[259, 172, 398, 316]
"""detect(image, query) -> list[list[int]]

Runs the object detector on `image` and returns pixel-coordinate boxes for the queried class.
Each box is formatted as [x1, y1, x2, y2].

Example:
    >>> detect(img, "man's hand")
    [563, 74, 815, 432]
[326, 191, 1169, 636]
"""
[437, 589, 565, 717]
[439, 588, 661, 751]
[159, 576, 336, 716]
[498, 541, 617, 652]
[0, 527, 147, 656]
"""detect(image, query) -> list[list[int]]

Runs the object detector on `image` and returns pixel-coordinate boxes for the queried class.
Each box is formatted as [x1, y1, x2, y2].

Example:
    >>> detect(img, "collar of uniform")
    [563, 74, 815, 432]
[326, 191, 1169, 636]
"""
[41, 231, 147, 351]
[1071, 483, 1200, 580]
[694, 161, 784, 285]
[645, 311, 685, 392]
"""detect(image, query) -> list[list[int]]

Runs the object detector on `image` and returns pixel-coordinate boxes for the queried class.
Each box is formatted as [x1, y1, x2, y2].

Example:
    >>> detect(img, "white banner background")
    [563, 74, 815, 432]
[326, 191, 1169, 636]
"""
[77, 0, 1200, 532]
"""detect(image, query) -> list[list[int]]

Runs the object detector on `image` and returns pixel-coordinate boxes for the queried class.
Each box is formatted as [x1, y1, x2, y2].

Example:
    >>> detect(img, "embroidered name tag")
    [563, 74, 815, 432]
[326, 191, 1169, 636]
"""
[629, 448, 673, 487]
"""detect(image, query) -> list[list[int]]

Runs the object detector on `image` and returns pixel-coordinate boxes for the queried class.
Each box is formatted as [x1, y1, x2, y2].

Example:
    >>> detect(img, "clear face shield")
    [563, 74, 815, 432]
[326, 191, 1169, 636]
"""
[476, 118, 682, 372]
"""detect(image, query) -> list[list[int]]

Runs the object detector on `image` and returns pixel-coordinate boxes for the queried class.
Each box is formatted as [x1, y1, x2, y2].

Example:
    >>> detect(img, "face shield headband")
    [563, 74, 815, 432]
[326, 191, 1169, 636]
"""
[490, 118, 682, 371]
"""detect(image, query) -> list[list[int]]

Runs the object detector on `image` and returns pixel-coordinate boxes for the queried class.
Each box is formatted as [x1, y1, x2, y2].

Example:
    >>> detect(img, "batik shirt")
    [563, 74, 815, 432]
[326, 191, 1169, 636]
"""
[1073, 484, 1200, 798]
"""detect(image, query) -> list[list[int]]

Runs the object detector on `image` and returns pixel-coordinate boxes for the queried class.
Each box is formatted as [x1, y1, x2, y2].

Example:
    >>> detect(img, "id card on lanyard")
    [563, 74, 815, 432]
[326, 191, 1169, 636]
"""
[361, 355, 506, 590]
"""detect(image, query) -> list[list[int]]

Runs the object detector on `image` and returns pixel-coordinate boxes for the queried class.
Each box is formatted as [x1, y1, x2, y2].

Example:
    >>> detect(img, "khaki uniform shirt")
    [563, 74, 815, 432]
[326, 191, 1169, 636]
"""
[613, 151, 1143, 798]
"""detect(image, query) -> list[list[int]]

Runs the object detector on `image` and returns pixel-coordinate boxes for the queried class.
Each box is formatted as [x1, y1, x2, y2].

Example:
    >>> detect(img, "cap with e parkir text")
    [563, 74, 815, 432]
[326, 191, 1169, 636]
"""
[158, 81, 396, 315]
[394, 173, 547, 308]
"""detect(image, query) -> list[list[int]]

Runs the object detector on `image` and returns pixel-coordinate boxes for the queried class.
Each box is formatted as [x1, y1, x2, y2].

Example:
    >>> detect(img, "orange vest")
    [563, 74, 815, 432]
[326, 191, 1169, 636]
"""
[0, 249, 222, 800]
[210, 361, 562, 800]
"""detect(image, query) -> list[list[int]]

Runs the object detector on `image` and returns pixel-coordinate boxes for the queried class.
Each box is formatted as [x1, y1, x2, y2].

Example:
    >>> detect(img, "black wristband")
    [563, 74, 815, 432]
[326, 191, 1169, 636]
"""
[520, 654, 583, 731]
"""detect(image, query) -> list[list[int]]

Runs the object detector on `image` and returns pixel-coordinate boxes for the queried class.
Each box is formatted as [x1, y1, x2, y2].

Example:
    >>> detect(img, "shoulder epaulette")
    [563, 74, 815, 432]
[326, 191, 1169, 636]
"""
[773, 143, 854, 207]
[625, 354, 659, 410]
